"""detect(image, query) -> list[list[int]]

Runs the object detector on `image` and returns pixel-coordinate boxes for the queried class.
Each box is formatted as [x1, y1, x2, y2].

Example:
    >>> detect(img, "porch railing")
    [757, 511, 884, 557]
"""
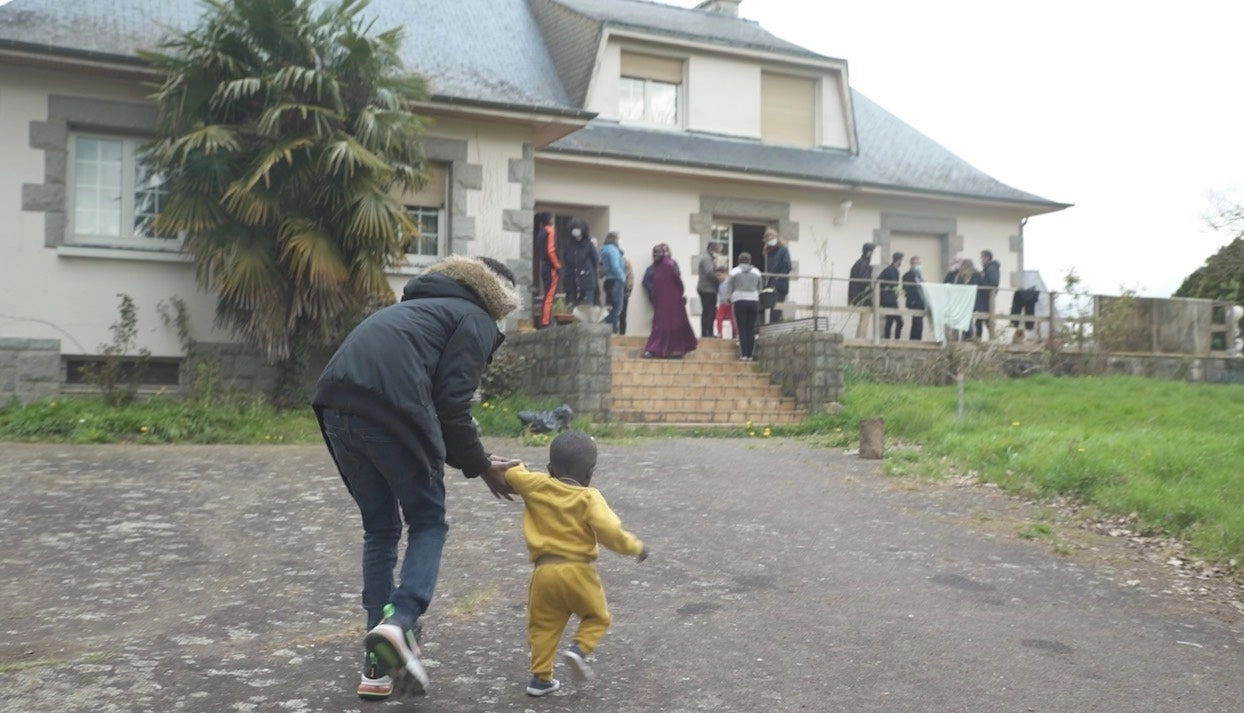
[750, 273, 1240, 358]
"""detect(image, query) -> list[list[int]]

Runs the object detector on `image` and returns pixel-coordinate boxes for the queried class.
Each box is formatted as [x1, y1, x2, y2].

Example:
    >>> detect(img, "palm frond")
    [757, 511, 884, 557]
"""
[155, 191, 229, 234]
[233, 136, 314, 194]
[272, 65, 343, 109]
[278, 218, 350, 289]
[256, 102, 343, 138]
[210, 76, 266, 112]
[320, 135, 391, 182]
[214, 239, 282, 312]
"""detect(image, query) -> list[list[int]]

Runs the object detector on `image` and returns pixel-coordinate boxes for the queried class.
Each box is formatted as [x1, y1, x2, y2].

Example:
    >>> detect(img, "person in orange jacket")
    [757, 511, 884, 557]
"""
[537, 212, 561, 327]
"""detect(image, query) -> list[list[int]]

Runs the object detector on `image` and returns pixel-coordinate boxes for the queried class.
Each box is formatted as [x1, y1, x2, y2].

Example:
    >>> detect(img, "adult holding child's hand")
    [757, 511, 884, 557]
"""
[313, 255, 522, 701]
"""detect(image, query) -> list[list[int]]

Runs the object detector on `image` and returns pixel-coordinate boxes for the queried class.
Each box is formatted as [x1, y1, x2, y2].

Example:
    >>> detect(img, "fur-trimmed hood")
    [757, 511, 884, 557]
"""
[405, 255, 520, 320]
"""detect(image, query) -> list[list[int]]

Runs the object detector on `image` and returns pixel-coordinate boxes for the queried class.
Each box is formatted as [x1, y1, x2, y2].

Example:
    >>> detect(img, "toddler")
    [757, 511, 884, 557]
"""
[503, 431, 648, 696]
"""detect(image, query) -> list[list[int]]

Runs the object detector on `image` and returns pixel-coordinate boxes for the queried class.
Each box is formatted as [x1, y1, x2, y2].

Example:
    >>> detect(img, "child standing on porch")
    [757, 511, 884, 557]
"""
[502, 432, 649, 697]
[713, 265, 736, 338]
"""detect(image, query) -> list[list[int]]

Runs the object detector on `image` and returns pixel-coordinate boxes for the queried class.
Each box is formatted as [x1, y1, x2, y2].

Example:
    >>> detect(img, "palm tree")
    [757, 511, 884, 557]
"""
[141, 0, 428, 406]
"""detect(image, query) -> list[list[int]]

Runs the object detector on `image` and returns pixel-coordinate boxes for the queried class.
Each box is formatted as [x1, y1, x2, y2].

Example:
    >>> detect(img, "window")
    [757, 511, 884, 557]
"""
[399, 163, 448, 265]
[761, 72, 817, 148]
[619, 52, 683, 126]
[69, 134, 177, 249]
[405, 206, 442, 259]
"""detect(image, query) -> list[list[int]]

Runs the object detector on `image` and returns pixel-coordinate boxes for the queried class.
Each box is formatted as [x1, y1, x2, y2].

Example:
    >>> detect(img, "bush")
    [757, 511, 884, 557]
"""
[479, 349, 529, 402]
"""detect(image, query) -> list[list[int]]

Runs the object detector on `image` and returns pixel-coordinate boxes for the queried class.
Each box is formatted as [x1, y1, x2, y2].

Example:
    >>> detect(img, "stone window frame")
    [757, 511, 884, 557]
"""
[689, 194, 800, 267]
[872, 213, 961, 274]
[23, 97, 488, 269]
[380, 136, 485, 277]
[24, 95, 163, 252]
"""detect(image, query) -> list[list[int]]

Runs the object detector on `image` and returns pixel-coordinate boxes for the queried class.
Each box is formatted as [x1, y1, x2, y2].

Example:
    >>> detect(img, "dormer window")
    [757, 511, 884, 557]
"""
[619, 52, 683, 127]
[761, 72, 817, 148]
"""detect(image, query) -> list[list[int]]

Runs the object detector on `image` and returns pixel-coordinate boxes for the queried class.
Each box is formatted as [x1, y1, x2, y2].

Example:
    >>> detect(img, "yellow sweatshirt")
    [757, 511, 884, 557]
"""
[504, 464, 644, 563]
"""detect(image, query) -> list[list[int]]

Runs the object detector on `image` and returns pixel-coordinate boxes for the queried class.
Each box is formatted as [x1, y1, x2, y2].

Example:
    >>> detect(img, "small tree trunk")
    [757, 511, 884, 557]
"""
[859, 418, 885, 459]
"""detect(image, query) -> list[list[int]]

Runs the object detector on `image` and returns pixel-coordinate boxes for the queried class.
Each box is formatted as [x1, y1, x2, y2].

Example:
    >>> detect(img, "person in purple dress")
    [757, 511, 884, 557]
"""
[642, 243, 698, 359]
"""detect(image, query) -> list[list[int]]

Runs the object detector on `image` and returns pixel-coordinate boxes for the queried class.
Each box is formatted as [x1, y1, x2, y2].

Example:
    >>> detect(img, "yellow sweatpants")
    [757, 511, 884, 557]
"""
[527, 561, 612, 680]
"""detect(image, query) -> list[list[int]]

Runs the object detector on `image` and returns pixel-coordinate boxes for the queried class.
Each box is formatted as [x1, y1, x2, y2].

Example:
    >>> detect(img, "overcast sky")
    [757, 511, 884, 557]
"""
[667, 0, 1244, 296]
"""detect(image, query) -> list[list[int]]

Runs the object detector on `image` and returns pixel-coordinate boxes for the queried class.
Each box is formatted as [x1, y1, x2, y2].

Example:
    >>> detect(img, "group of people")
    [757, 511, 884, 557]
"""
[849, 242, 1002, 341]
[314, 255, 647, 701]
[536, 214, 793, 362]
[536, 213, 634, 334]
[693, 230, 792, 361]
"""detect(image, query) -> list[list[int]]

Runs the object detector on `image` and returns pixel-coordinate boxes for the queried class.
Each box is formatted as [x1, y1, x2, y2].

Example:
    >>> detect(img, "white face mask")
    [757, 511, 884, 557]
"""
[912, 264, 922, 273]
[766, 239, 777, 247]
[571, 228, 583, 239]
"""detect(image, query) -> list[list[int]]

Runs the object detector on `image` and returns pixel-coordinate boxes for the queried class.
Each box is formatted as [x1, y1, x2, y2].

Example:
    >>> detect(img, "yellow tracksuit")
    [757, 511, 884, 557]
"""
[504, 464, 645, 681]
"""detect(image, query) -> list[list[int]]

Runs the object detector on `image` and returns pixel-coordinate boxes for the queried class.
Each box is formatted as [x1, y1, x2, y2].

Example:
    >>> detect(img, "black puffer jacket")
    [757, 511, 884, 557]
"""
[313, 256, 518, 481]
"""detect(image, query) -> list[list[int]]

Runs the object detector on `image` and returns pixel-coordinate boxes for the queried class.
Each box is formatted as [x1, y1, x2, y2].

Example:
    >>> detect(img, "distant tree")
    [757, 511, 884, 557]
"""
[1174, 194, 1244, 305]
[1174, 194, 1244, 348]
[140, 0, 429, 406]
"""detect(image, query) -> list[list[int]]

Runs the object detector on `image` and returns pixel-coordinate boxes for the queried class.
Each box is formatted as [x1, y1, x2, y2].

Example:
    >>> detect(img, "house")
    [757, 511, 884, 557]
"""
[0, 0, 1067, 402]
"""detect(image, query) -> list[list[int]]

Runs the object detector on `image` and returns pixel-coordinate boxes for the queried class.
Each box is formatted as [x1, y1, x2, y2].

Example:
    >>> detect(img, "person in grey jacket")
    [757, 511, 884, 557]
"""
[696, 241, 724, 338]
[727, 252, 765, 361]
[313, 255, 520, 700]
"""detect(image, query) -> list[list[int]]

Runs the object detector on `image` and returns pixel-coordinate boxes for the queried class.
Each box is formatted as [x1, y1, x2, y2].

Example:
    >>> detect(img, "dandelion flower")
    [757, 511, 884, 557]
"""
[1011, 421, 1020, 428]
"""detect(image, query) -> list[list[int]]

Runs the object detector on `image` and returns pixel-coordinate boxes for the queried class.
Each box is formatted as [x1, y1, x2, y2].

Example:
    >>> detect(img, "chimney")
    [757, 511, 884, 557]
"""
[696, 0, 741, 18]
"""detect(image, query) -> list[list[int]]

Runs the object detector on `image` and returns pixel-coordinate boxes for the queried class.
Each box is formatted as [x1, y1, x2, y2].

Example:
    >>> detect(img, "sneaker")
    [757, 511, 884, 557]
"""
[526, 676, 561, 697]
[560, 644, 596, 681]
[357, 652, 393, 700]
[364, 604, 428, 697]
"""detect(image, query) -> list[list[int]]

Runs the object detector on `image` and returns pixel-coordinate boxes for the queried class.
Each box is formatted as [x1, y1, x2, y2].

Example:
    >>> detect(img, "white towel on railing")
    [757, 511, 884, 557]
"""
[920, 283, 977, 343]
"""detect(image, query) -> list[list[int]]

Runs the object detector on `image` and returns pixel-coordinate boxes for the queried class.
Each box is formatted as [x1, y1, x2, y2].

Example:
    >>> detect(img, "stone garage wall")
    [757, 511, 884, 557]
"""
[0, 338, 62, 404]
[501, 323, 613, 420]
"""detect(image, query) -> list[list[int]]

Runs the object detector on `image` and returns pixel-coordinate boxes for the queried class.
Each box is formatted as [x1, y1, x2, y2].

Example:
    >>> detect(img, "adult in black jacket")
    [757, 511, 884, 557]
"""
[977, 250, 1001, 339]
[313, 255, 520, 699]
[902, 256, 925, 341]
[763, 230, 792, 323]
[848, 242, 875, 339]
[563, 218, 600, 313]
[878, 251, 904, 339]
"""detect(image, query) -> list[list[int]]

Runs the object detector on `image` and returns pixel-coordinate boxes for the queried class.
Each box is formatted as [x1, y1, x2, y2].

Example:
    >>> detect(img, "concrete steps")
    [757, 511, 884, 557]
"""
[609, 336, 804, 427]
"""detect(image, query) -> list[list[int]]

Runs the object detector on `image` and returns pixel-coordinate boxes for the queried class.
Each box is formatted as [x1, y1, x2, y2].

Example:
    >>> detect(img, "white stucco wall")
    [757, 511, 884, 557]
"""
[0, 68, 220, 358]
[1, 68, 533, 358]
[534, 160, 1026, 336]
[385, 117, 531, 296]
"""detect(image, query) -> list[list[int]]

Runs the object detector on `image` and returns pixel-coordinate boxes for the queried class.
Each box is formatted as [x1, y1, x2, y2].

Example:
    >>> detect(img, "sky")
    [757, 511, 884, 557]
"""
[667, 0, 1244, 296]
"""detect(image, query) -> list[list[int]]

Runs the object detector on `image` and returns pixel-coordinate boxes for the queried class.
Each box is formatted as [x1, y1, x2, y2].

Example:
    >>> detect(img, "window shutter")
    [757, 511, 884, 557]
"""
[620, 52, 684, 84]
[761, 72, 817, 148]
[400, 163, 447, 207]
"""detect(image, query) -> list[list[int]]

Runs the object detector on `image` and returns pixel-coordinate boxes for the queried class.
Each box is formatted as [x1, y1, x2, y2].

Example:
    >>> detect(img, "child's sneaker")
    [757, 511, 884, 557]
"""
[560, 643, 596, 681]
[356, 652, 392, 700]
[525, 676, 561, 697]
[364, 604, 428, 697]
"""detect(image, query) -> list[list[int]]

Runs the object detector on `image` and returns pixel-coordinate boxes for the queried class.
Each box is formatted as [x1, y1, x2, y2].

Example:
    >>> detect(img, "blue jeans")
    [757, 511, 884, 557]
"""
[604, 278, 625, 333]
[320, 409, 447, 630]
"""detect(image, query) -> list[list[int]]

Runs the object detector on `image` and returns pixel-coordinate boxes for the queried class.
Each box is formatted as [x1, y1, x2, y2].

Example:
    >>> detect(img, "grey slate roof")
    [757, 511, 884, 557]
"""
[0, 0, 580, 114]
[546, 0, 829, 61]
[0, 0, 1063, 208]
[544, 91, 1066, 208]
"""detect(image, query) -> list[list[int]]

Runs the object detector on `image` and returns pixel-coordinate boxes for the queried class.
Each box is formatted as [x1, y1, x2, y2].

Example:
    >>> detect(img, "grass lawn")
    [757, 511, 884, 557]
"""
[819, 374, 1244, 567]
[2, 375, 1241, 566]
